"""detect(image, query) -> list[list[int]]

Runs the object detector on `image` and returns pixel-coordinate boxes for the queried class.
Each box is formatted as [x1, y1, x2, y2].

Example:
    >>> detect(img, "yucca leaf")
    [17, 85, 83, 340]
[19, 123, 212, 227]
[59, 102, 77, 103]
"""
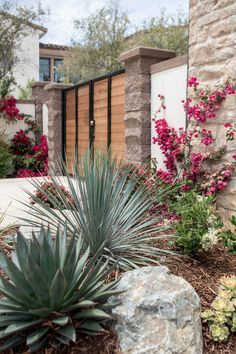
[0, 319, 43, 338]
[39, 232, 57, 283]
[0, 251, 32, 298]
[57, 326, 76, 343]
[0, 335, 24, 351]
[54, 226, 67, 268]
[26, 256, 50, 306]
[28, 308, 52, 318]
[56, 335, 71, 345]
[28, 337, 48, 353]
[90, 289, 124, 301]
[0, 278, 34, 307]
[79, 320, 105, 333]
[63, 300, 96, 312]
[0, 315, 33, 327]
[73, 308, 111, 320]
[52, 316, 70, 326]
[50, 270, 66, 310]
[15, 231, 29, 273]
[26, 327, 49, 346]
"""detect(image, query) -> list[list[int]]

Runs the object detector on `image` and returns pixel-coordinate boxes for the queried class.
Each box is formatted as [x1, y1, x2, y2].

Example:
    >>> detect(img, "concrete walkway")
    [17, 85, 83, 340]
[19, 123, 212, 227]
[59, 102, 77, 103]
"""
[0, 176, 78, 232]
[0, 177, 40, 228]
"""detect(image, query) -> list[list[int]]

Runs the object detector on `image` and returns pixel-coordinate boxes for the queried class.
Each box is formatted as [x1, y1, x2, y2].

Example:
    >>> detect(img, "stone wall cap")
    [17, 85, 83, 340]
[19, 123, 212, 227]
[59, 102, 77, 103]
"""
[16, 99, 35, 104]
[150, 55, 188, 74]
[32, 81, 49, 88]
[44, 83, 72, 91]
[119, 46, 175, 62]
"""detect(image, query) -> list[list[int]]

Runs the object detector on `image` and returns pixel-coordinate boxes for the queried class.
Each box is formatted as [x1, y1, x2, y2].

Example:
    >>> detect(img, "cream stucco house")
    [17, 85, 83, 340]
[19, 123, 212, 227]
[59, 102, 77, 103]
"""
[12, 22, 68, 97]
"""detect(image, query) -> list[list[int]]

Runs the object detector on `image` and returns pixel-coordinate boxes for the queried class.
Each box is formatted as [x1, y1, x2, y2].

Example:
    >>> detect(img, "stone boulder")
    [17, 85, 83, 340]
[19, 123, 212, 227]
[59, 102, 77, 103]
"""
[110, 266, 203, 354]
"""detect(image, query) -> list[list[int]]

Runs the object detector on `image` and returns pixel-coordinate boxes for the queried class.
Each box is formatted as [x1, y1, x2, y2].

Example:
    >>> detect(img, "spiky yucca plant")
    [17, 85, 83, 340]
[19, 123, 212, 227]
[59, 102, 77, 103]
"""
[0, 226, 120, 352]
[22, 151, 175, 270]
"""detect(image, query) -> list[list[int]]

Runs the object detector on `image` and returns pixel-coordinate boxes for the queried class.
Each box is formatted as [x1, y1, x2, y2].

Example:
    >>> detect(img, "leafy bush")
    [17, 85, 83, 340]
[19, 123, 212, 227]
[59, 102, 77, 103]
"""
[31, 180, 75, 209]
[220, 216, 236, 254]
[171, 191, 223, 254]
[202, 275, 236, 341]
[0, 135, 12, 178]
[23, 151, 173, 270]
[0, 226, 120, 352]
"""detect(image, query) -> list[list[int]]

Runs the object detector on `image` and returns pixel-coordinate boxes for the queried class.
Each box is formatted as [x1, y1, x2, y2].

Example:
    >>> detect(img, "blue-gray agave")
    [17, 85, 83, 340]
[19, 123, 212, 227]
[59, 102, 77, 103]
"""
[22, 151, 174, 270]
[0, 226, 120, 352]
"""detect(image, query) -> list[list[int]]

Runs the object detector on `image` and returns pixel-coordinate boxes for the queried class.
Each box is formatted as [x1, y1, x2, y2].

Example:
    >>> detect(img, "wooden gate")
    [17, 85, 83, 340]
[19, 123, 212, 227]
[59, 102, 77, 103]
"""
[62, 69, 126, 172]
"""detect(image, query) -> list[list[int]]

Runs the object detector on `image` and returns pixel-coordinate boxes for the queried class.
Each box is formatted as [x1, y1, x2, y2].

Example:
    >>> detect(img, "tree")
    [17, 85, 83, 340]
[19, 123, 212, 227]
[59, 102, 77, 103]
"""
[127, 8, 188, 57]
[63, 0, 129, 82]
[0, 0, 46, 97]
[63, 1, 188, 83]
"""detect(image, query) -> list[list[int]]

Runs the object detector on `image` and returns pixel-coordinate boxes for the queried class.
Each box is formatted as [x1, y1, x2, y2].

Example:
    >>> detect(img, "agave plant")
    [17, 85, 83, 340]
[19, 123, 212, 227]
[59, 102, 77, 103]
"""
[22, 150, 175, 270]
[0, 226, 120, 352]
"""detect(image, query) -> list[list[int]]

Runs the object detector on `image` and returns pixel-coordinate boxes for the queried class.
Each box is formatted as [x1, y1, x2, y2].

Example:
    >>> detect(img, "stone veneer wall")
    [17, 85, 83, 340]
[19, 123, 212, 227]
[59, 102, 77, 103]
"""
[119, 47, 175, 163]
[189, 0, 236, 220]
[32, 82, 48, 133]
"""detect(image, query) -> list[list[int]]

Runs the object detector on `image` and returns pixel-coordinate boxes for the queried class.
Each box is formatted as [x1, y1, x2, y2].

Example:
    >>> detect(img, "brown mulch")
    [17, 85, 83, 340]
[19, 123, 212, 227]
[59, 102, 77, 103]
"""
[166, 244, 236, 354]
[3, 328, 120, 354]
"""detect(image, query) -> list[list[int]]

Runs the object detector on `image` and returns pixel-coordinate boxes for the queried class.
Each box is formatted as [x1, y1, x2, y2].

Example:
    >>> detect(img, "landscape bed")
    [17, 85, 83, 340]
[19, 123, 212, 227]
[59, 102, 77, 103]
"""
[0, 234, 235, 354]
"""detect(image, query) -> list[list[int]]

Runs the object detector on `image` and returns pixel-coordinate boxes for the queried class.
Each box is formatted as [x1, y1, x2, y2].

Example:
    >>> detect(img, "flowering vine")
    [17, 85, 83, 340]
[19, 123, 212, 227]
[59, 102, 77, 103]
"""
[0, 96, 23, 122]
[152, 77, 236, 195]
[11, 130, 48, 177]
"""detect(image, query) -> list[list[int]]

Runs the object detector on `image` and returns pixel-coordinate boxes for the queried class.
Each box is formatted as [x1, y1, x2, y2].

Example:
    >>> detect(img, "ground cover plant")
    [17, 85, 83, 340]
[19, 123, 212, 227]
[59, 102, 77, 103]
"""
[0, 225, 120, 353]
[22, 151, 175, 271]
[201, 275, 236, 342]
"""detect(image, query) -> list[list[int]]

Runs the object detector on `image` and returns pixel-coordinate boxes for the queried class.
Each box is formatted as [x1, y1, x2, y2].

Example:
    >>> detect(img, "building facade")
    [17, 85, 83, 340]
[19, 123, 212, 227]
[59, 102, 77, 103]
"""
[11, 22, 68, 98]
[39, 43, 68, 83]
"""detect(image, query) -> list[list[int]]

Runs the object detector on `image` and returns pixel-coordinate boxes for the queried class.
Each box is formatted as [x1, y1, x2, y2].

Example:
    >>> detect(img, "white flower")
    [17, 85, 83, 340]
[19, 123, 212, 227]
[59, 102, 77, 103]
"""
[202, 228, 219, 251]
[208, 214, 218, 226]
[196, 194, 205, 202]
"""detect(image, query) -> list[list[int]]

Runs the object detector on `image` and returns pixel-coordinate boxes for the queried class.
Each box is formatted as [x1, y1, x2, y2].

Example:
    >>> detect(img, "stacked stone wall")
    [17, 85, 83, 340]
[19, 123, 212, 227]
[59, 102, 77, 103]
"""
[189, 0, 236, 219]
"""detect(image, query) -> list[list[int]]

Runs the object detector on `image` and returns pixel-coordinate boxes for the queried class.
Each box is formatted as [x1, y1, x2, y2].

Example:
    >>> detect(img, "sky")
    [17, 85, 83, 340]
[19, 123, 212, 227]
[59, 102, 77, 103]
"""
[21, 0, 189, 45]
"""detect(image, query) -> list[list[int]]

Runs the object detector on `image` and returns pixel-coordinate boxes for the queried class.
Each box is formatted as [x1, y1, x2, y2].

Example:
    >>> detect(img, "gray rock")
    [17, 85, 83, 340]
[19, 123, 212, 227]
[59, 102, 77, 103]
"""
[110, 266, 203, 354]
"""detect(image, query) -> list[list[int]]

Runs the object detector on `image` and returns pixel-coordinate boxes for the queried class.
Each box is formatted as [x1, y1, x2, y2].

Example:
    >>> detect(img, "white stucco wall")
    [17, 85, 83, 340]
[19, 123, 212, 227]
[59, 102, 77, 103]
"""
[12, 29, 40, 98]
[0, 101, 35, 141]
[151, 63, 188, 169]
[42, 103, 48, 136]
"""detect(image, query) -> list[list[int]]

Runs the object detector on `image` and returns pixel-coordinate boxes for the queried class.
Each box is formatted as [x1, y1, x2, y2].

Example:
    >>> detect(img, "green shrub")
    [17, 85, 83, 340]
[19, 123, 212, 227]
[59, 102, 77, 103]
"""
[220, 215, 236, 254]
[171, 190, 223, 254]
[0, 137, 12, 178]
[0, 226, 120, 352]
[22, 151, 173, 270]
[202, 275, 236, 341]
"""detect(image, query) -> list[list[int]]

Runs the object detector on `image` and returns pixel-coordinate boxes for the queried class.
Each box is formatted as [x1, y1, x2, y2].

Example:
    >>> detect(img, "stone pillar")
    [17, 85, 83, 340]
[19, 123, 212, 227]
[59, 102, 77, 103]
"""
[44, 83, 71, 175]
[32, 82, 48, 133]
[119, 46, 175, 163]
[189, 0, 236, 220]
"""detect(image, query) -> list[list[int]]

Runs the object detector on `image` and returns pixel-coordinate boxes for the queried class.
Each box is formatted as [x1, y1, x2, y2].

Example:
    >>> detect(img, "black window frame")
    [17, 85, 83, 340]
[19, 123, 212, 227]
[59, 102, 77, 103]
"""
[39, 57, 51, 82]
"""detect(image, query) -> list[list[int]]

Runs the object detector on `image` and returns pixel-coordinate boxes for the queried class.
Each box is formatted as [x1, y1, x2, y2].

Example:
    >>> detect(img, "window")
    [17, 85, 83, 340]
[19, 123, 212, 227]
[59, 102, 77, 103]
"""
[40, 58, 50, 81]
[54, 59, 63, 83]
